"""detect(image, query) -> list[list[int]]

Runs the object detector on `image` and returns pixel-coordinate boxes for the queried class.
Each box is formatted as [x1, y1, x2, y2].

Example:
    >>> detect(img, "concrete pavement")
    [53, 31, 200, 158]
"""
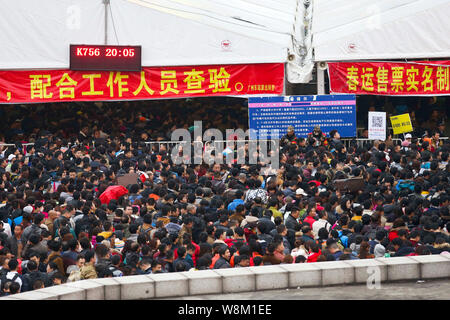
[165, 279, 450, 300]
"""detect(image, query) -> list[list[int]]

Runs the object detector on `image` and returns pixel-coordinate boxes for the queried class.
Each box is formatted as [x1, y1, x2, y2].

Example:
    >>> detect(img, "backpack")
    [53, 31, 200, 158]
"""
[0, 269, 9, 289]
[22, 271, 46, 291]
[212, 179, 225, 194]
[108, 265, 123, 277]
[337, 230, 349, 248]
[95, 259, 113, 276]
[396, 180, 415, 192]
[366, 227, 377, 241]
[139, 225, 153, 236]
[229, 238, 246, 250]
[48, 254, 61, 263]
[366, 225, 385, 241]
[1, 272, 19, 291]
[26, 224, 43, 241]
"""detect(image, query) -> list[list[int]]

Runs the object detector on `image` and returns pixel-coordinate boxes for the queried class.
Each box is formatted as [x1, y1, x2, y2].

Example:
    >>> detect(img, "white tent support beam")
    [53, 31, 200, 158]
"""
[104, 0, 110, 45]
[316, 63, 325, 95]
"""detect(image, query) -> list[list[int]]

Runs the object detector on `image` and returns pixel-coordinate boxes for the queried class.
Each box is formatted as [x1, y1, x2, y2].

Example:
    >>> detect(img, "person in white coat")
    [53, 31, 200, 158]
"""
[312, 210, 331, 240]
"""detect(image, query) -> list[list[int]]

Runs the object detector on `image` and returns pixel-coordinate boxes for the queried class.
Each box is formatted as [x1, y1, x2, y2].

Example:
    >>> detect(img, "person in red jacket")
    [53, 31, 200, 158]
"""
[209, 244, 223, 269]
[306, 242, 322, 263]
[303, 207, 317, 228]
[229, 245, 254, 267]
[408, 230, 421, 248]
[173, 234, 200, 266]
[224, 226, 247, 248]
[388, 218, 407, 242]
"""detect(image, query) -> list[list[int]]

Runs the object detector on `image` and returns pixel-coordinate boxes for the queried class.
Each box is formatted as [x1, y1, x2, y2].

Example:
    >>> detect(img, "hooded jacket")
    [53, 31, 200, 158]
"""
[80, 264, 98, 279]
[307, 250, 322, 263]
[213, 256, 231, 269]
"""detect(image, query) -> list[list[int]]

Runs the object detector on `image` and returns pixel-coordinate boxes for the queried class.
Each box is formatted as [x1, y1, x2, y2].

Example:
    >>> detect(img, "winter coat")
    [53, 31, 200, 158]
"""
[80, 264, 98, 279]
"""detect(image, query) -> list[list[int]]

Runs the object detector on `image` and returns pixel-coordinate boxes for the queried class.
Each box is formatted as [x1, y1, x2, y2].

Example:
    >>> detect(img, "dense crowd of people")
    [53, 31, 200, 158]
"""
[0, 98, 449, 296]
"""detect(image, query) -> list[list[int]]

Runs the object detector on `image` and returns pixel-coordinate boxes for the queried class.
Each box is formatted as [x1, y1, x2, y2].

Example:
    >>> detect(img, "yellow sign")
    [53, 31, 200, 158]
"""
[390, 113, 413, 135]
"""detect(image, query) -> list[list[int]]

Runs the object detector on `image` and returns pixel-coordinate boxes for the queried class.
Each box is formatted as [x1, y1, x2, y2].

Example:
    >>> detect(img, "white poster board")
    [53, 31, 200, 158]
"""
[368, 111, 386, 141]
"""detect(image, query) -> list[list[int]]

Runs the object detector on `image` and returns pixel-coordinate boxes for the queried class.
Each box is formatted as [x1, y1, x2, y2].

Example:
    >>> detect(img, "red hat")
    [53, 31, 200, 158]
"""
[309, 180, 321, 187]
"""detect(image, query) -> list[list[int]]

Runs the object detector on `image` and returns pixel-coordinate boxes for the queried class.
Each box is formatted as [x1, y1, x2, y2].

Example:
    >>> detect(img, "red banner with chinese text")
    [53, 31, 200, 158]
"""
[328, 61, 450, 96]
[0, 63, 284, 103]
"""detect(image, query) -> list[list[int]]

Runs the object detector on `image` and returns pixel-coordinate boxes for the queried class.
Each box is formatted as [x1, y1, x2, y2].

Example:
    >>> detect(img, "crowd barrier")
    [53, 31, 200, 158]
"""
[340, 138, 403, 149]
[2, 255, 449, 300]
[0, 137, 448, 155]
[0, 143, 35, 148]
[143, 137, 449, 151]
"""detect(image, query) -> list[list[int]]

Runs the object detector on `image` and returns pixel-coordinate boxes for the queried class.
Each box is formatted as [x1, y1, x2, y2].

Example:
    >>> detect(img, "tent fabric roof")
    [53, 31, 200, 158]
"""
[0, 0, 105, 70]
[4, 1, 446, 84]
[0, 0, 302, 70]
[311, 0, 450, 61]
[108, 0, 295, 67]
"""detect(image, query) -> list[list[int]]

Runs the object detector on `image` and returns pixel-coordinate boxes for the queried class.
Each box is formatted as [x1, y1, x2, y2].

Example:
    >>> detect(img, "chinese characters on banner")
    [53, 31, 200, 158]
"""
[0, 63, 284, 103]
[248, 95, 357, 139]
[328, 61, 450, 95]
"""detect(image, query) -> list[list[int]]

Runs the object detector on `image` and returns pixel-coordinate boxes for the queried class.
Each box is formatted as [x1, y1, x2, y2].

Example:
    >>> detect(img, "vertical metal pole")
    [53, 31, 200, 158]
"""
[103, 0, 110, 45]
[317, 63, 325, 95]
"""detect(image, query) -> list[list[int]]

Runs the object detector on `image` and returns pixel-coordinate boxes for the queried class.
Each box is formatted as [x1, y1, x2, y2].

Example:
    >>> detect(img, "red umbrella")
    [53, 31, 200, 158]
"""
[99, 185, 129, 205]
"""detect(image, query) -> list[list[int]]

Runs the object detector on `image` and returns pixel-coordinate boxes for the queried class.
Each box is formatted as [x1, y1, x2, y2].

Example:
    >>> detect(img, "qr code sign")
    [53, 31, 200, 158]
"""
[372, 116, 383, 128]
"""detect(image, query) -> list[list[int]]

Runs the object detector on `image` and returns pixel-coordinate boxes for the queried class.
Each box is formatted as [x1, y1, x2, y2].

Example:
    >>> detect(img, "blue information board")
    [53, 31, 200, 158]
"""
[248, 94, 356, 139]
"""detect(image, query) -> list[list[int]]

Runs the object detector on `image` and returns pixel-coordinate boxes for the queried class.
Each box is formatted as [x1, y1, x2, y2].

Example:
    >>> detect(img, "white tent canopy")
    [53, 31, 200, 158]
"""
[5, 1, 446, 85]
[107, 0, 294, 66]
[311, 0, 450, 62]
[0, 0, 105, 70]
[0, 0, 308, 80]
